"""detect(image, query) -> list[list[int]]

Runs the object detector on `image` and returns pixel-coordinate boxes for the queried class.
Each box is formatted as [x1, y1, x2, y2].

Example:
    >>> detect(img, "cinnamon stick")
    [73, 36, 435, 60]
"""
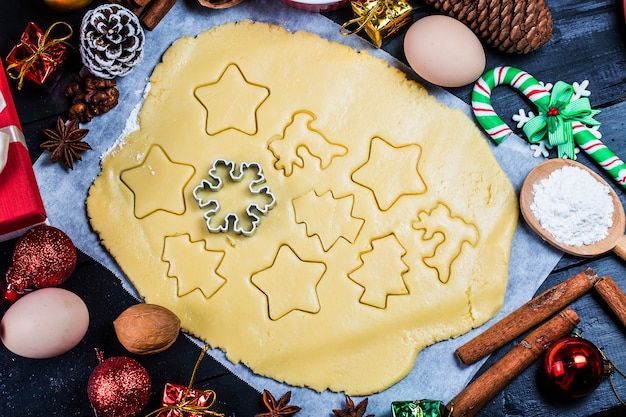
[109, 0, 152, 15]
[455, 268, 599, 365]
[140, 0, 178, 30]
[448, 308, 580, 417]
[131, 0, 153, 7]
[594, 276, 626, 329]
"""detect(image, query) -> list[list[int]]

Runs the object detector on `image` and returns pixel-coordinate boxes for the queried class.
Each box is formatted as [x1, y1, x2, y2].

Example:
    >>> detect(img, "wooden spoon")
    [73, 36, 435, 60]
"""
[520, 158, 626, 259]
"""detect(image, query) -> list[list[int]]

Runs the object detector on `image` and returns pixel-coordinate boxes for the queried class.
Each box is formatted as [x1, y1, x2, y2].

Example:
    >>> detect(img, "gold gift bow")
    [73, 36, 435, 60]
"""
[6, 21, 73, 90]
[339, 0, 401, 37]
[144, 344, 225, 417]
[340, 0, 412, 48]
[340, 1, 381, 36]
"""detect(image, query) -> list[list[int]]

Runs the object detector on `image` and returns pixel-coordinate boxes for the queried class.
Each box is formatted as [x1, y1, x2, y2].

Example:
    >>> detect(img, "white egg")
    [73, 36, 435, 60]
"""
[403, 15, 486, 88]
[0, 288, 89, 359]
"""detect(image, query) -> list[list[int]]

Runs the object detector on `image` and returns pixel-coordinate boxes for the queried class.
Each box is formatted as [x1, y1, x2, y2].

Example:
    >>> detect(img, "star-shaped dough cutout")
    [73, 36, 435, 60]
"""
[351, 137, 426, 211]
[120, 145, 195, 218]
[251, 245, 326, 320]
[194, 64, 270, 135]
[162, 234, 226, 299]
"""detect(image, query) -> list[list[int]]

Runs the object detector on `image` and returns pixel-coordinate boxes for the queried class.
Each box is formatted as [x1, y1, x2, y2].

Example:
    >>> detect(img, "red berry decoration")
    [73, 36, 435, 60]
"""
[543, 336, 606, 398]
[87, 351, 151, 417]
[3, 225, 77, 300]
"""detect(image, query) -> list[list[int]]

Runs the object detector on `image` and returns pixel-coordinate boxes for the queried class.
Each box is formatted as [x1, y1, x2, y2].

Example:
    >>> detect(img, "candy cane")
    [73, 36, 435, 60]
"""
[472, 66, 626, 190]
[573, 123, 626, 186]
[472, 66, 550, 144]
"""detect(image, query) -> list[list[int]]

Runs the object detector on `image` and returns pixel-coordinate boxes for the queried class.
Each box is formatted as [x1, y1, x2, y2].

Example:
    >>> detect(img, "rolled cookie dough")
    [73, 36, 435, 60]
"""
[87, 21, 518, 395]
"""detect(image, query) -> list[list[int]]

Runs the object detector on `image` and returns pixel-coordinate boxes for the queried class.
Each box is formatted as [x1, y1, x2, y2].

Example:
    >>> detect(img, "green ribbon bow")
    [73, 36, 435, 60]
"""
[391, 400, 451, 417]
[522, 81, 601, 159]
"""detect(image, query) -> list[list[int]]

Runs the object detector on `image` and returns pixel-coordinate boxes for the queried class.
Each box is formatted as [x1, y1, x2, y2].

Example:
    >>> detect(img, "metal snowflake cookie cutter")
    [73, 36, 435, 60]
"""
[192, 159, 276, 237]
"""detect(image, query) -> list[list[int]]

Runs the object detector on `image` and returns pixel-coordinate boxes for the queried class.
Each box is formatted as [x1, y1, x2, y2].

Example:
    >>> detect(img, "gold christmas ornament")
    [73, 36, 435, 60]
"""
[42, 0, 92, 12]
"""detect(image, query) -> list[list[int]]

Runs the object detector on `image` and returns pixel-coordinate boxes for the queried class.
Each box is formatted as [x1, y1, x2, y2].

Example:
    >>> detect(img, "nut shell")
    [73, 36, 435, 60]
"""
[113, 303, 180, 354]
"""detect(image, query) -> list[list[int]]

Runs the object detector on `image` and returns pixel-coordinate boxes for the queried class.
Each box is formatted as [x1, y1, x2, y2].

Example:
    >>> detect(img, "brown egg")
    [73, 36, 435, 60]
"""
[403, 15, 486, 88]
[0, 288, 89, 358]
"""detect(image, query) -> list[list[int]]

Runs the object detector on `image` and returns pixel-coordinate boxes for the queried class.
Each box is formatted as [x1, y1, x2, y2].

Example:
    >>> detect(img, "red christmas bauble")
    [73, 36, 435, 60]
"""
[4, 225, 77, 300]
[543, 336, 605, 398]
[87, 355, 151, 417]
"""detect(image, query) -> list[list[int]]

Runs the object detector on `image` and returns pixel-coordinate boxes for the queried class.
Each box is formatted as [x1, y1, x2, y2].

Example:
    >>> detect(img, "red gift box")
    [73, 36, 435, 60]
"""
[5, 22, 71, 90]
[158, 382, 216, 417]
[0, 60, 47, 242]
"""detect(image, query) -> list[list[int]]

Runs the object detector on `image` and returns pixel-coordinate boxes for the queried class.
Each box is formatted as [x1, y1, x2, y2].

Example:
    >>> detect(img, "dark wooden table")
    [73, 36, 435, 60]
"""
[1, 0, 626, 416]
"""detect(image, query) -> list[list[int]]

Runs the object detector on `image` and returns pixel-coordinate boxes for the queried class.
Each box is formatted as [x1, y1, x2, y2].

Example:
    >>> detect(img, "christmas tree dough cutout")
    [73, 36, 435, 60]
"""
[348, 233, 410, 309]
[161, 234, 226, 299]
[292, 190, 365, 252]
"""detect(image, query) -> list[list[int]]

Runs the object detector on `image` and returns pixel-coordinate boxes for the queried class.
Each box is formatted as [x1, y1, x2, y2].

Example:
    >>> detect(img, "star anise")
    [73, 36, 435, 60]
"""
[255, 389, 301, 417]
[332, 396, 374, 417]
[41, 117, 91, 170]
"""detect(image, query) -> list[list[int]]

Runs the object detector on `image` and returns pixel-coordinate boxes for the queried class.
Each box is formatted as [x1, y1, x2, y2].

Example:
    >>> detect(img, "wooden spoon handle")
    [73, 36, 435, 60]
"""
[612, 234, 626, 261]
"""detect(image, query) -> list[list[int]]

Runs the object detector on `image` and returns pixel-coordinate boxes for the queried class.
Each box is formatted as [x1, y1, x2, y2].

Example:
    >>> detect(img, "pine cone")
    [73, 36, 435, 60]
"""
[65, 74, 120, 123]
[423, 0, 553, 54]
[79, 4, 145, 79]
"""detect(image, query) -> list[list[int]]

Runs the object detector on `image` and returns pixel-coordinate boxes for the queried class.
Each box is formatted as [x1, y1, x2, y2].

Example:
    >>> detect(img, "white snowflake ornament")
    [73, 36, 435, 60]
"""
[512, 109, 536, 128]
[572, 80, 591, 100]
[530, 141, 552, 158]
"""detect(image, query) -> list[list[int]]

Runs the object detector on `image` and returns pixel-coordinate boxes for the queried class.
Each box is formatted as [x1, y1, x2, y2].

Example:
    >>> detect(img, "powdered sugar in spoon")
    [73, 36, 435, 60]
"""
[520, 158, 626, 259]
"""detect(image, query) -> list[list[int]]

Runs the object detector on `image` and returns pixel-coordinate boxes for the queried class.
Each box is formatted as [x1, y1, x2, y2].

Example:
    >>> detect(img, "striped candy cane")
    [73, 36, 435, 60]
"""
[574, 122, 626, 186]
[472, 66, 550, 144]
[472, 66, 626, 190]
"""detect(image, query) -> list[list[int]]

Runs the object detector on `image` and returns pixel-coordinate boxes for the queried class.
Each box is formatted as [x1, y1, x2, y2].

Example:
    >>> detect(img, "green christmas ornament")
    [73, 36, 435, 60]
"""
[391, 400, 451, 417]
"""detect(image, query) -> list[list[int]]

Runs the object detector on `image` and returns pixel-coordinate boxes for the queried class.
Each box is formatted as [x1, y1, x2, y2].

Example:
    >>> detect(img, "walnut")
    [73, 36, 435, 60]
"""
[113, 303, 181, 354]
[64, 74, 119, 123]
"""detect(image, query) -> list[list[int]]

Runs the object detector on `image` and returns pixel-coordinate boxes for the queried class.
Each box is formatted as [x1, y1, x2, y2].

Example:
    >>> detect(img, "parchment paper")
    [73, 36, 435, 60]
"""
[32, 1, 563, 414]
